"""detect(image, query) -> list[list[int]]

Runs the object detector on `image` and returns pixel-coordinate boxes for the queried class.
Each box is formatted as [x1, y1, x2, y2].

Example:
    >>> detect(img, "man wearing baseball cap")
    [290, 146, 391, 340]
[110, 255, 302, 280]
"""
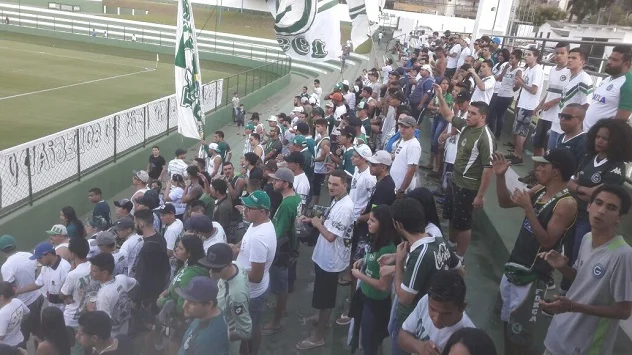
[114, 216, 143, 278]
[130, 170, 150, 214]
[46, 224, 71, 262]
[329, 125, 356, 178]
[491, 148, 577, 354]
[175, 276, 229, 355]
[202, 243, 252, 353]
[243, 122, 256, 154]
[96, 231, 128, 276]
[409, 64, 435, 122]
[185, 214, 227, 252]
[262, 167, 302, 335]
[359, 150, 396, 229]
[113, 198, 133, 220]
[168, 148, 188, 178]
[157, 204, 183, 273]
[16, 242, 71, 311]
[391, 116, 422, 198]
[284, 152, 311, 206]
[234, 190, 277, 354]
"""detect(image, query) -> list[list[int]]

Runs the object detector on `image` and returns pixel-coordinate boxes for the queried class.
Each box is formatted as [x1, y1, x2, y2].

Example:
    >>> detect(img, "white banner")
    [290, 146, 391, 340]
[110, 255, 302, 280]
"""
[175, 0, 204, 139]
[267, 0, 341, 61]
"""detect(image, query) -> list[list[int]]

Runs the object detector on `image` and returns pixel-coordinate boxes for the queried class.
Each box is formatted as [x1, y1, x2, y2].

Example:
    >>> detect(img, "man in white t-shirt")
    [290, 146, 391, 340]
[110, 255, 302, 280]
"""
[398, 271, 474, 353]
[130, 170, 150, 214]
[0, 235, 43, 344]
[15, 242, 71, 311]
[382, 58, 394, 84]
[234, 190, 277, 355]
[456, 37, 471, 68]
[184, 214, 227, 253]
[350, 145, 377, 221]
[61, 238, 100, 330]
[284, 151, 311, 206]
[508, 48, 544, 166]
[158, 204, 184, 275]
[113, 217, 143, 278]
[446, 38, 461, 79]
[297, 170, 354, 350]
[88, 253, 137, 336]
[584, 45, 632, 132]
[391, 116, 422, 198]
[313, 79, 323, 103]
[469, 60, 496, 104]
[0, 287, 30, 348]
[535, 43, 570, 152]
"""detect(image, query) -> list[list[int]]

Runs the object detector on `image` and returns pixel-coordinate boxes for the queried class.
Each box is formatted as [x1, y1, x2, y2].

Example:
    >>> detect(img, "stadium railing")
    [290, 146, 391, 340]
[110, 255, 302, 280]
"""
[0, 7, 292, 218]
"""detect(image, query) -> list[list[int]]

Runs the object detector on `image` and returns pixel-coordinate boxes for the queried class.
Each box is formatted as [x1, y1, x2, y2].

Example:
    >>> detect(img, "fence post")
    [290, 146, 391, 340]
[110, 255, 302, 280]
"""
[113, 116, 117, 163]
[265, 48, 268, 62]
[160, 31, 162, 46]
[76, 128, 81, 181]
[142, 29, 144, 43]
[214, 81, 219, 112]
[53, 17, 55, 31]
[88, 22, 90, 35]
[232, 41, 235, 56]
[124, 26, 126, 41]
[244, 72, 248, 96]
[166, 98, 171, 134]
[71, 20, 73, 33]
[26, 148, 33, 206]
[143, 106, 147, 148]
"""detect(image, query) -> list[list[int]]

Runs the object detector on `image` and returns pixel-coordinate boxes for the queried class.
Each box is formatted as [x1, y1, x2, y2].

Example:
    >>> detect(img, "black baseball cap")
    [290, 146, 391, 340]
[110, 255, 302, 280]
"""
[175, 276, 219, 303]
[532, 148, 576, 180]
[341, 125, 356, 139]
[156, 203, 176, 215]
[455, 90, 471, 103]
[284, 151, 305, 165]
[113, 198, 133, 211]
[199, 243, 233, 269]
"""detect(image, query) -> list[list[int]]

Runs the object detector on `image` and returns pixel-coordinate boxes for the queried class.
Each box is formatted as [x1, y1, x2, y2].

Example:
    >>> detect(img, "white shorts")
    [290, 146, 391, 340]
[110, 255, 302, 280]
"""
[499, 274, 533, 322]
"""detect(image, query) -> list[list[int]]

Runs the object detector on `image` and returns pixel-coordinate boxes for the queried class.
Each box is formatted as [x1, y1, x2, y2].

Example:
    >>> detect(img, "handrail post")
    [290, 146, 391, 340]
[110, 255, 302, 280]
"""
[166, 98, 171, 134]
[143, 106, 147, 148]
[113, 116, 117, 163]
[26, 148, 33, 206]
[76, 128, 81, 181]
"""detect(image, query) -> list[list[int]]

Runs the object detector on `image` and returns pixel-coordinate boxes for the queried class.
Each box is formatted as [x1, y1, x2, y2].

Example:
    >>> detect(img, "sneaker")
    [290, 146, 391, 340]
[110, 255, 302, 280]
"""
[510, 156, 524, 165]
[504, 153, 516, 159]
[518, 170, 535, 183]
[503, 141, 514, 147]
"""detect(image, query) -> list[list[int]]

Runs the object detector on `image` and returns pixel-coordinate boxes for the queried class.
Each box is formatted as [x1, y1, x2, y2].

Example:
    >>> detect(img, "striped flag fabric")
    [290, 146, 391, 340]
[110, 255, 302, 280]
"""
[175, 0, 204, 139]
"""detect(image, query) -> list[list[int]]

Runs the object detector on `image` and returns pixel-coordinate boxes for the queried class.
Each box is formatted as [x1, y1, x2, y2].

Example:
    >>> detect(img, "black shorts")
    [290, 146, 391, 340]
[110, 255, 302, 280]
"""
[312, 263, 339, 310]
[443, 181, 477, 230]
[532, 119, 552, 149]
[20, 295, 44, 344]
[312, 173, 326, 197]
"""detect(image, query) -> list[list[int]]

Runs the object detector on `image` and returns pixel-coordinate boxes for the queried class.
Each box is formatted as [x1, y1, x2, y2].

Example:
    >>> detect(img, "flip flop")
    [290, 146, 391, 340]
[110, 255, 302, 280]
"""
[261, 325, 284, 336]
[296, 339, 326, 350]
[336, 315, 352, 326]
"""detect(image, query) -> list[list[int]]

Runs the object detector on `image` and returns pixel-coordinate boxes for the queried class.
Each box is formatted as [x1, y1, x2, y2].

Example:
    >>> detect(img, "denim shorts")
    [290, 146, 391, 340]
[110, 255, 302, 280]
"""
[269, 265, 289, 294]
[249, 289, 268, 327]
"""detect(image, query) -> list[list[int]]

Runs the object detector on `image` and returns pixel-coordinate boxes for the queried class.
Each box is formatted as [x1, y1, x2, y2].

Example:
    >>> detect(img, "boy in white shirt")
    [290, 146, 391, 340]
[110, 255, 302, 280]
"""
[0, 281, 30, 348]
[398, 270, 474, 354]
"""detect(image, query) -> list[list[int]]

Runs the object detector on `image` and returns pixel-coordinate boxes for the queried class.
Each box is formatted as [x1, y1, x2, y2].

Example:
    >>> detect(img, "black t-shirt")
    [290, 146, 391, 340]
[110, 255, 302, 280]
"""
[264, 183, 283, 219]
[556, 132, 587, 167]
[357, 175, 396, 235]
[93, 201, 112, 227]
[148, 155, 166, 179]
[135, 233, 169, 303]
[575, 154, 626, 218]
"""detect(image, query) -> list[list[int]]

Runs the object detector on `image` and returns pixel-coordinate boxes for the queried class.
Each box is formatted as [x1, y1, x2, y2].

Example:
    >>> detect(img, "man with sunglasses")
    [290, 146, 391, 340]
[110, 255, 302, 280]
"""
[201, 243, 251, 355]
[556, 104, 587, 165]
[176, 276, 229, 355]
[233, 190, 276, 355]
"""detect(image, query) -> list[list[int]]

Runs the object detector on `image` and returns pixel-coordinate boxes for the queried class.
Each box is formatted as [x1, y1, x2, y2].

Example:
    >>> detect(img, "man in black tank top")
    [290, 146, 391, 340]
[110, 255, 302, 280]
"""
[491, 148, 578, 355]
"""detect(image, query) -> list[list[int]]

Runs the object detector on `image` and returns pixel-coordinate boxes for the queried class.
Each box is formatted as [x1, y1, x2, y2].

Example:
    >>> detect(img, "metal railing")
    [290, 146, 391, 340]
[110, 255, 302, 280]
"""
[0, 5, 292, 218]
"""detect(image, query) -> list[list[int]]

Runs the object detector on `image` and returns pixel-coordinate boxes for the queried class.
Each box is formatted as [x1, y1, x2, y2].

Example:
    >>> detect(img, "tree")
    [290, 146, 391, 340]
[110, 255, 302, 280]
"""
[568, 0, 615, 22]
[533, 5, 568, 26]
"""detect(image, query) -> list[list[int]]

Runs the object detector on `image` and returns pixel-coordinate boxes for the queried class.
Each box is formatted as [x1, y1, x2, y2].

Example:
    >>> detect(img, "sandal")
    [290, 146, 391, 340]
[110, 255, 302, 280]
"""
[336, 315, 352, 326]
[296, 338, 326, 350]
[419, 164, 434, 170]
[261, 325, 284, 336]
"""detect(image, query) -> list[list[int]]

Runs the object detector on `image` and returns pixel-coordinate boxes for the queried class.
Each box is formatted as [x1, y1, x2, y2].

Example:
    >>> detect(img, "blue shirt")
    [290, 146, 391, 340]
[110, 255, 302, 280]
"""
[179, 315, 229, 355]
[385, 129, 421, 153]
[409, 76, 435, 104]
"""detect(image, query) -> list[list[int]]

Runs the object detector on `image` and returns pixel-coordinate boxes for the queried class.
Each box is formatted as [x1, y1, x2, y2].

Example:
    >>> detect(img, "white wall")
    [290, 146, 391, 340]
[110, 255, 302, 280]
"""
[383, 9, 476, 34]
[472, 0, 514, 38]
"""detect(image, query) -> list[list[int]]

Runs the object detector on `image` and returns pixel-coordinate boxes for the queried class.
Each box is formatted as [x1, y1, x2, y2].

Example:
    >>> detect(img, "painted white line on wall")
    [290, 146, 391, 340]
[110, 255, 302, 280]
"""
[0, 68, 155, 101]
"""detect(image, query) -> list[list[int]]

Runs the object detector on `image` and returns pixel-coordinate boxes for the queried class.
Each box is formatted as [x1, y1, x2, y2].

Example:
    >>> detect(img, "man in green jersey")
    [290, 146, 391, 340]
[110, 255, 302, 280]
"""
[492, 148, 578, 355]
[435, 84, 496, 259]
[262, 168, 302, 335]
[202, 243, 252, 355]
[213, 131, 232, 163]
[378, 198, 462, 355]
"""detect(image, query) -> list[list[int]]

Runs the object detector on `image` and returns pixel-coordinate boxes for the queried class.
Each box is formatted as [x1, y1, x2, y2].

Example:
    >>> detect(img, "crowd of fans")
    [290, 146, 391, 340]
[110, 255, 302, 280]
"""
[1, 30, 632, 355]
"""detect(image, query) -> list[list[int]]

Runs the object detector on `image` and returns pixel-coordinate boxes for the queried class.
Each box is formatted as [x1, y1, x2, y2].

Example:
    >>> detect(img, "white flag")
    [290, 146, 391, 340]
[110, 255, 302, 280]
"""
[348, 0, 380, 49]
[175, 0, 204, 140]
[267, 0, 341, 61]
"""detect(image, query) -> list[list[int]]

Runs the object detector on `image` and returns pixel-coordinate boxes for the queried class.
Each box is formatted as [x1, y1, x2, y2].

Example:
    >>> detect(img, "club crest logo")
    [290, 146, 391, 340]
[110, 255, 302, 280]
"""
[590, 172, 602, 184]
[560, 75, 567, 81]
[607, 84, 614, 91]
[593, 263, 605, 278]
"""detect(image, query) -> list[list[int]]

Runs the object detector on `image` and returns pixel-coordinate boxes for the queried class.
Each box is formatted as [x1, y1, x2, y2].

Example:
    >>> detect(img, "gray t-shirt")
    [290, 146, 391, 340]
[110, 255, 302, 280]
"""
[544, 234, 632, 355]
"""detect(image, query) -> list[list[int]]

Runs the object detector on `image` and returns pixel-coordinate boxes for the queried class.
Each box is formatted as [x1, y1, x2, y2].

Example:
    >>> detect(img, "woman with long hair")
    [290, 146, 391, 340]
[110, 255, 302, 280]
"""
[422, 77, 454, 176]
[563, 119, 632, 290]
[487, 49, 522, 139]
[157, 234, 208, 354]
[407, 187, 443, 237]
[36, 307, 73, 355]
[60, 206, 86, 239]
[350, 205, 399, 355]
[164, 174, 187, 219]
[442, 327, 497, 355]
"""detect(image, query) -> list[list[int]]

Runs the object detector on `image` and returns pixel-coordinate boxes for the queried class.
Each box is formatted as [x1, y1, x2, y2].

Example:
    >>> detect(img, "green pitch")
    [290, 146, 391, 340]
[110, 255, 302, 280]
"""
[0, 32, 249, 150]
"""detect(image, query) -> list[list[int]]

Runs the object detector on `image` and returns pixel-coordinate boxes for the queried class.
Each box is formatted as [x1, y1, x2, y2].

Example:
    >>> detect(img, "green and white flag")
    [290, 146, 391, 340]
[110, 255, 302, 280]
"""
[175, 0, 203, 139]
[267, 0, 341, 61]
[348, 0, 380, 49]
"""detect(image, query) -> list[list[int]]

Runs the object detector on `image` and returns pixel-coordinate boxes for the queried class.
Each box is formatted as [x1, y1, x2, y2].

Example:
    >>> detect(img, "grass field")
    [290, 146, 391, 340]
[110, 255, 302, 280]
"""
[0, 31, 251, 149]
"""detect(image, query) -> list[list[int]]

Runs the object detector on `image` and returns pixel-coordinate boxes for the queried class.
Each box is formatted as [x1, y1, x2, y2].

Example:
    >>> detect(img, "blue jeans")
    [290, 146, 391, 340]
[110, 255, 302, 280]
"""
[388, 295, 409, 355]
[430, 116, 448, 154]
[361, 296, 391, 355]
[547, 131, 562, 150]
[487, 95, 513, 139]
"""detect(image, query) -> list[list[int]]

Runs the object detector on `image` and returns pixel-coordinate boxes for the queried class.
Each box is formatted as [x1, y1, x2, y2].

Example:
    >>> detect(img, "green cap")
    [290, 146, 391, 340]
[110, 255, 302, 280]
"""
[245, 122, 255, 130]
[240, 190, 271, 210]
[292, 135, 307, 147]
[0, 235, 17, 251]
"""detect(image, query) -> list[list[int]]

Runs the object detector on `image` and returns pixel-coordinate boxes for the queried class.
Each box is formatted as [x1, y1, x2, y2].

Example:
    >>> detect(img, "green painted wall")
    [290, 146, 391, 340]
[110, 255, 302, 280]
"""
[0, 75, 290, 250]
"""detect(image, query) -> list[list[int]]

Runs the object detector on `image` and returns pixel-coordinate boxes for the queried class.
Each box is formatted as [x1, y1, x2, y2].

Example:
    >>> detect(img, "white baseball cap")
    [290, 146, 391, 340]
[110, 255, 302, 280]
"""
[308, 97, 316, 104]
[354, 144, 373, 159]
[208, 143, 219, 151]
[366, 150, 393, 166]
[267, 115, 278, 122]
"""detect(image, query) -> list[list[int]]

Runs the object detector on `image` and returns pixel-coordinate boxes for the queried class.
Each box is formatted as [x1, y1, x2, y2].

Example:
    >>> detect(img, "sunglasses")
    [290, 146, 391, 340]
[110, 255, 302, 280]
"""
[558, 113, 577, 120]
